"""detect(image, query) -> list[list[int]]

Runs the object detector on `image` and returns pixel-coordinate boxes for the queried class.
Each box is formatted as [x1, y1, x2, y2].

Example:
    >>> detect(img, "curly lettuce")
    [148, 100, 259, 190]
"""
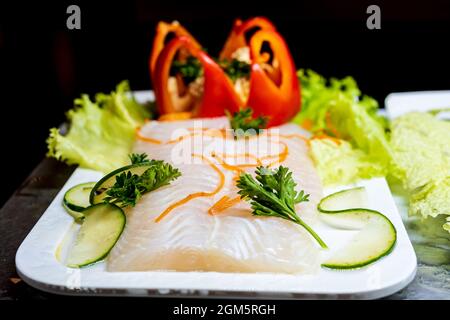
[294, 70, 391, 185]
[309, 139, 386, 186]
[390, 112, 450, 232]
[95, 81, 150, 128]
[47, 81, 150, 172]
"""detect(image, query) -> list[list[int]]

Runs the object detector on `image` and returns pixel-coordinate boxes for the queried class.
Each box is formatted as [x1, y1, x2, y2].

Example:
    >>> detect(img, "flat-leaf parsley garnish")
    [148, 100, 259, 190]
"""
[237, 165, 327, 248]
[104, 154, 181, 207]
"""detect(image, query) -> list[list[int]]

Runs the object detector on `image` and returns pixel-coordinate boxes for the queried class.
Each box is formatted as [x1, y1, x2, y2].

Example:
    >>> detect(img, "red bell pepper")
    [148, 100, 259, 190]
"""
[220, 17, 276, 60]
[150, 18, 301, 127]
[247, 29, 301, 126]
[149, 21, 201, 81]
[153, 36, 242, 117]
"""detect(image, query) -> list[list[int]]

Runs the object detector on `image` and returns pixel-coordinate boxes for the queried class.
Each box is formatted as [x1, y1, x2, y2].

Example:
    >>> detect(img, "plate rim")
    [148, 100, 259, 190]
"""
[15, 168, 417, 299]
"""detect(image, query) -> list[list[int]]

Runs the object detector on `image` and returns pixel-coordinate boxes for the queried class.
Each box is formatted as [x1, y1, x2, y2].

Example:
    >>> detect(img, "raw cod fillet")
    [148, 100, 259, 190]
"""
[107, 117, 323, 273]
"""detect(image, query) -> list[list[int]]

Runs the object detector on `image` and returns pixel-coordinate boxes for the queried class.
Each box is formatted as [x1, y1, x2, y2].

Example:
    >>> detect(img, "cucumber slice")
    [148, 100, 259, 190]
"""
[63, 182, 96, 221]
[318, 187, 397, 269]
[66, 203, 126, 268]
[321, 209, 397, 269]
[318, 186, 368, 213]
[90, 164, 152, 205]
[318, 187, 370, 230]
[63, 202, 84, 221]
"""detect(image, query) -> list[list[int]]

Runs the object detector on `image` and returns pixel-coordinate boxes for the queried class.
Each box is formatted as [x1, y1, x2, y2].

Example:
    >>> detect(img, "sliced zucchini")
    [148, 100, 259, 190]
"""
[321, 209, 397, 269]
[318, 187, 397, 269]
[318, 187, 370, 230]
[318, 186, 368, 213]
[63, 202, 84, 221]
[89, 163, 152, 205]
[63, 182, 96, 220]
[66, 203, 126, 268]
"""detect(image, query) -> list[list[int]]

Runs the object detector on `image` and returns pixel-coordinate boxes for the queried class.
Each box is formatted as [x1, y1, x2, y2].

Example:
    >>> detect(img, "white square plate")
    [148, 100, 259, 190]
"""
[16, 173, 416, 299]
[15, 91, 417, 299]
[385, 90, 450, 119]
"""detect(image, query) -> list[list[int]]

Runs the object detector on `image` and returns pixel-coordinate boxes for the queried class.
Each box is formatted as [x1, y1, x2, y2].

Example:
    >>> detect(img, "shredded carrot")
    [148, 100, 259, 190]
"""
[155, 154, 225, 222]
[311, 133, 342, 145]
[213, 152, 262, 166]
[136, 127, 228, 145]
[137, 120, 316, 147]
[325, 112, 341, 138]
[213, 141, 289, 170]
[208, 195, 230, 214]
[232, 172, 241, 182]
[236, 163, 261, 169]
[213, 155, 245, 173]
[211, 152, 263, 174]
[166, 130, 227, 144]
[208, 195, 241, 215]
[158, 112, 192, 121]
[135, 127, 163, 144]
[188, 127, 236, 140]
[188, 127, 210, 131]
[260, 141, 289, 167]
[279, 133, 310, 145]
[188, 127, 226, 135]
[166, 133, 196, 144]
[300, 119, 313, 131]
[138, 129, 218, 145]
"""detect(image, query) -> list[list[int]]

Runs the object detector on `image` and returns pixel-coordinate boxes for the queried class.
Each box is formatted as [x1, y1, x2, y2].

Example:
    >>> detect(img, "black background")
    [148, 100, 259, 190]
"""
[1, 0, 450, 207]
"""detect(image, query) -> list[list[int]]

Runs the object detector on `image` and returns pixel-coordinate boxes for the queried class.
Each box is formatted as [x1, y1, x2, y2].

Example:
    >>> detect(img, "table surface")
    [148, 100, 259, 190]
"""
[1, 158, 449, 300]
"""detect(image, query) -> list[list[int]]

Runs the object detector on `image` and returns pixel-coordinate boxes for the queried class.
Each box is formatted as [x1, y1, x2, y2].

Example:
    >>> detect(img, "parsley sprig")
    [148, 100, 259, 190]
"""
[218, 58, 251, 82]
[237, 166, 327, 248]
[227, 108, 268, 137]
[171, 56, 202, 84]
[104, 153, 181, 207]
[129, 153, 152, 165]
[171, 56, 250, 84]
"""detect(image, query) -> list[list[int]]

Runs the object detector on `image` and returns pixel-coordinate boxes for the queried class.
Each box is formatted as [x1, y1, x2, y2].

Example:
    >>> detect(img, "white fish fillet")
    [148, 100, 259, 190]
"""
[107, 117, 323, 273]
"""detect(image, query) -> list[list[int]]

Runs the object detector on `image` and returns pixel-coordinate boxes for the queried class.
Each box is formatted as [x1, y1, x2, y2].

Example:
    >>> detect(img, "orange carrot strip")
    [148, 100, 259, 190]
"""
[158, 112, 192, 121]
[279, 133, 310, 144]
[135, 127, 163, 144]
[213, 156, 245, 173]
[188, 127, 234, 140]
[325, 112, 341, 138]
[136, 127, 228, 145]
[311, 133, 342, 145]
[214, 152, 262, 166]
[212, 153, 261, 173]
[208, 195, 241, 215]
[300, 119, 313, 131]
[166, 130, 227, 144]
[208, 195, 230, 215]
[260, 141, 289, 167]
[155, 154, 225, 222]
[232, 172, 241, 182]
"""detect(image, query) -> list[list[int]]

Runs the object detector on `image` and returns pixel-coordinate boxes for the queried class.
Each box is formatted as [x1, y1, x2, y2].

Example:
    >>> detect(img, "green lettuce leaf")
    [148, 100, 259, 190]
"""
[293, 69, 391, 185]
[95, 81, 150, 128]
[409, 178, 450, 232]
[390, 112, 450, 232]
[309, 139, 386, 186]
[294, 69, 388, 134]
[47, 81, 149, 172]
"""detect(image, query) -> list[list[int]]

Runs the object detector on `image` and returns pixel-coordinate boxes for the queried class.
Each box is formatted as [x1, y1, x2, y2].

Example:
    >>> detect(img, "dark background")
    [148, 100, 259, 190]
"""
[1, 0, 449, 207]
